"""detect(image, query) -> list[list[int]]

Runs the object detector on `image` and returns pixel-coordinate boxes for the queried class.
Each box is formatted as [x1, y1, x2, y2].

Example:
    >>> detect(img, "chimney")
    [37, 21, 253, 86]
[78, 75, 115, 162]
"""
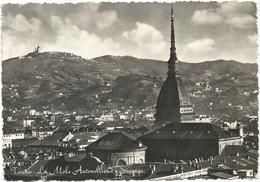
[189, 160, 192, 165]
[236, 152, 239, 157]
[150, 165, 156, 174]
[164, 159, 167, 164]
[222, 123, 229, 131]
[199, 158, 202, 162]
[238, 124, 244, 138]
[152, 165, 156, 173]
[138, 140, 143, 147]
[180, 165, 184, 173]
[175, 165, 178, 171]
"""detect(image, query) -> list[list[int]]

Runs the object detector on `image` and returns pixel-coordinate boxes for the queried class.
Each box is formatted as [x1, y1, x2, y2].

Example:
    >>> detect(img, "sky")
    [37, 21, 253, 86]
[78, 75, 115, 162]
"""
[1, 2, 258, 63]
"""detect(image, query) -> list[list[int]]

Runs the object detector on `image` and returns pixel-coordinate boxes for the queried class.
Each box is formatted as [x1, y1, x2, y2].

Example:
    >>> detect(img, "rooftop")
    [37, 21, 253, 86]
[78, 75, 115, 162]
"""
[192, 145, 258, 172]
[147, 162, 199, 179]
[210, 172, 238, 179]
[86, 131, 147, 152]
[28, 132, 68, 146]
[141, 123, 240, 140]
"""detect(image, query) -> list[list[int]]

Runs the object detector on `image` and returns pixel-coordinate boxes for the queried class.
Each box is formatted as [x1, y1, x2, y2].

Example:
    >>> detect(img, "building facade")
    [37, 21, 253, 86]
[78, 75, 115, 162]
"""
[141, 123, 219, 161]
[85, 131, 147, 166]
[3, 131, 25, 149]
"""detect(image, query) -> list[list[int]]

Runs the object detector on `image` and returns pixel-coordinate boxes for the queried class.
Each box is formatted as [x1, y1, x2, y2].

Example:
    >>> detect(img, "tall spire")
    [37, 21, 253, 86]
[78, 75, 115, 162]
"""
[154, 6, 181, 127]
[168, 6, 177, 76]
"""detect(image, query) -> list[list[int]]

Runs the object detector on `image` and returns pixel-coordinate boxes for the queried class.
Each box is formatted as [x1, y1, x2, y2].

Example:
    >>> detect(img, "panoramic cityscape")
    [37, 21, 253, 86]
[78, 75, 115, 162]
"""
[2, 2, 258, 181]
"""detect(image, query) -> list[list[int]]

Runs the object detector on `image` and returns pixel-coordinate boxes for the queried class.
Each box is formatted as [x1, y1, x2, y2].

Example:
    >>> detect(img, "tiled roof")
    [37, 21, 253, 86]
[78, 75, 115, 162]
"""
[71, 132, 104, 141]
[64, 153, 86, 162]
[12, 137, 38, 146]
[141, 123, 240, 140]
[124, 163, 151, 171]
[44, 154, 104, 172]
[210, 172, 237, 179]
[86, 131, 147, 152]
[114, 127, 150, 139]
[142, 123, 218, 140]
[3, 129, 24, 134]
[219, 145, 251, 158]
[147, 163, 198, 179]
[193, 145, 258, 172]
[212, 125, 240, 139]
[28, 132, 68, 146]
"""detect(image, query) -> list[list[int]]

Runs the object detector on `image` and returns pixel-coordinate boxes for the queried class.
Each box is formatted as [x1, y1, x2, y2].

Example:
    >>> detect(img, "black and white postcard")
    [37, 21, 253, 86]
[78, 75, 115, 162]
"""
[1, 0, 259, 181]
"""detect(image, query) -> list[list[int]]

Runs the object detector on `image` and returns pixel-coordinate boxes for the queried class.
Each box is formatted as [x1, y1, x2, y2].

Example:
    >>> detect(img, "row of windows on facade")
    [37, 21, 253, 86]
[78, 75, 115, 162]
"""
[156, 130, 212, 134]
[4, 133, 24, 138]
[180, 108, 193, 113]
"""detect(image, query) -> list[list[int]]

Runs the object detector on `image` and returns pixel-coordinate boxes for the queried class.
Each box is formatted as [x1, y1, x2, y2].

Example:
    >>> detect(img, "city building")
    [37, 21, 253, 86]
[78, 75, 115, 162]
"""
[154, 8, 196, 127]
[32, 124, 57, 140]
[154, 8, 180, 126]
[141, 7, 243, 163]
[146, 163, 209, 180]
[85, 131, 147, 166]
[61, 130, 105, 150]
[142, 123, 238, 162]
[3, 130, 25, 149]
[44, 152, 104, 173]
[23, 119, 35, 127]
[27, 131, 71, 155]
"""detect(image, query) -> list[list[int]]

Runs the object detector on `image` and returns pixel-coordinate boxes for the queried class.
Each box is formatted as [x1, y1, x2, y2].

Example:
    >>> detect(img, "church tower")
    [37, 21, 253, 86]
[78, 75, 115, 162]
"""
[154, 7, 181, 127]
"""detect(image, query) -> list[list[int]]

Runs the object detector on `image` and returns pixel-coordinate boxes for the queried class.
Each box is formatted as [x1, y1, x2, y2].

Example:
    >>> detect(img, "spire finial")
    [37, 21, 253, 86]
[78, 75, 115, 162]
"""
[170, 6, 175, 58]
[168, 5, 177, 75]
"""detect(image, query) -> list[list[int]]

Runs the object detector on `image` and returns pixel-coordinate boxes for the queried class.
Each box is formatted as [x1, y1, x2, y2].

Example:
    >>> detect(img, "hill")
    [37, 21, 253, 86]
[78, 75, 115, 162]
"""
[2, 51, 258, 121]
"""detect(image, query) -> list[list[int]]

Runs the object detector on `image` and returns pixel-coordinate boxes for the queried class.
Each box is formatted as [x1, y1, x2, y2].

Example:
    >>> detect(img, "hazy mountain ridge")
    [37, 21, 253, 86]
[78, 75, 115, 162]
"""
[2, 51, 258, 119]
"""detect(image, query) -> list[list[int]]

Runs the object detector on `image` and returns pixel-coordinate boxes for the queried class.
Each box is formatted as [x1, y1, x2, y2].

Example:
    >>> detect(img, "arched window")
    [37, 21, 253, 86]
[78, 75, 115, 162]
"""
[117, 159, 127, 166]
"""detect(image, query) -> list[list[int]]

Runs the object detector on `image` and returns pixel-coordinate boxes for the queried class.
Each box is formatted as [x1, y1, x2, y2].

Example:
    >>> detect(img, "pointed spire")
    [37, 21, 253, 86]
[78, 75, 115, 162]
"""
[154, 5, 181, 126]
[168, 5, 178, 76]
[170, 6, 176, 59]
